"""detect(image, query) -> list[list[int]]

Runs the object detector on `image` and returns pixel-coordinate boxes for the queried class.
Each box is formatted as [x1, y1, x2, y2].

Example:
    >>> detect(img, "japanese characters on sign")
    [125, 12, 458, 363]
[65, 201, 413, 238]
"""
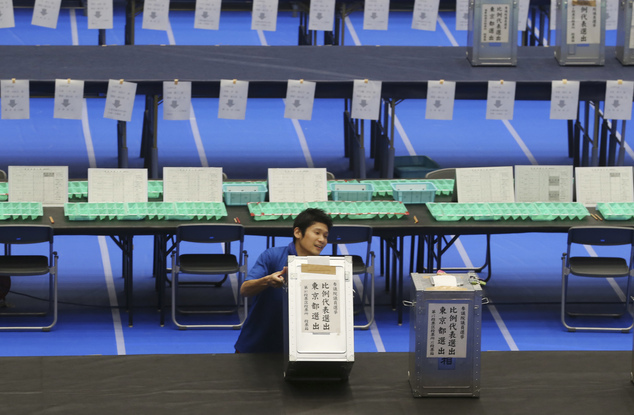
[567, 1, 601, 45]
[302, 279, 341, 334]
[481, 4, 510, 43]
[426, 303, 469, 358]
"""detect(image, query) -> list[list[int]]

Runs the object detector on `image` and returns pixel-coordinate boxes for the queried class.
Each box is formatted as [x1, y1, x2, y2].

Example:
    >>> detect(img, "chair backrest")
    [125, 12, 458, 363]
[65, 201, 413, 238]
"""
[176, 224, 244, 244]
[568, 226, 634, 247]
[329, 225, 373, 245]
[0, 169, 6, 181]
[425, 168, 457, 202]
[0, 225, 54, 245]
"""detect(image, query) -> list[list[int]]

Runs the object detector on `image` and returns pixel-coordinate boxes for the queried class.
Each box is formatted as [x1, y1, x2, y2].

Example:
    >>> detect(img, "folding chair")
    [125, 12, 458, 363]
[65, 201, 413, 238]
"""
[0, 225, 58, 331]
[329, 225, 375, 329]
[561, 226, 634, 332]
[170, 224, 247, 329]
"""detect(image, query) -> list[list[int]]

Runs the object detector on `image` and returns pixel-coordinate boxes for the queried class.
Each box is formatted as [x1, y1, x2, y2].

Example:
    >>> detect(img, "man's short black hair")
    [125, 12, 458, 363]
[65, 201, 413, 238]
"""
[293, 208, 333, 242]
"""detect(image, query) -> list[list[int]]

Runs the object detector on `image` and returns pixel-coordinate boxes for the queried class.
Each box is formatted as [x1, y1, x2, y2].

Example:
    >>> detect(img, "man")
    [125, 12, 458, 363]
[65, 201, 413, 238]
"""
[234, 208, 333, 353]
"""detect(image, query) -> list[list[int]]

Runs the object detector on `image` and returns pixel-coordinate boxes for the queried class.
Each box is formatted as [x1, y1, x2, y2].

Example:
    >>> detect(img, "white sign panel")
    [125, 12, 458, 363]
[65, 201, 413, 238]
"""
[0, 0, 15, 28]
[605, 0, 617, 30]
[481, 4, 510, 43]
[54, 79, 84, 120]
[351, 80, 382, 120]
[456, 0, 469, 30]
[575, 166, 634, 206]
[567, 2, 601, 44]
[88, 168, 148, 203]
[363, 0, 390, 31]
[194, 0, 222, 30]
[251, 0, 279, 31]
[412, 0, 439, 31]
[142, 0, 170, 31]
[604, 80, 634, 120]
[426, 303, 469, 358]
[162, 167, 223, 202]
[308, 0, 336, 32]
[514, 165, 574, 202]
[218, 79, 249, 120]
[518, 0, 530, 31]
[550, 80, 580, 120]
[284, 80, 316, 121]
[163, 81, 192, 120]
[87, 0, 113, 30]
[456, 166, 515, 203]
[425, 80, 456, 120]
[8, 166, 68, 207]
[302, 278, 341, 334]
[32, 0, 61, 29]
[486, 80, 516, 120]
[1, 79, 29, 120]
[268, 168, 328, 202]
[104, 80, 137, 122]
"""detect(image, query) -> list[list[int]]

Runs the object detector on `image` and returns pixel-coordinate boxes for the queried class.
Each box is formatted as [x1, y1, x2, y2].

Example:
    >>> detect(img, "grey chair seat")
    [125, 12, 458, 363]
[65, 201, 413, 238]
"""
[0, 255, 50, 276]
[178, 254, 239, 275]
[569, 257, 629, 277]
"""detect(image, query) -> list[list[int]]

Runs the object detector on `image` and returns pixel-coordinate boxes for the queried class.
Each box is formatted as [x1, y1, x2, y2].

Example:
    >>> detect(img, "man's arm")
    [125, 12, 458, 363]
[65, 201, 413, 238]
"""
[240, 266, 287, 297]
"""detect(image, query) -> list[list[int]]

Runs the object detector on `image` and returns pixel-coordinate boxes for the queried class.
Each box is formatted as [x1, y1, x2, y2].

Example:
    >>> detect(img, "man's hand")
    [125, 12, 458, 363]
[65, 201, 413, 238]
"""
[266, 266, 287, 288]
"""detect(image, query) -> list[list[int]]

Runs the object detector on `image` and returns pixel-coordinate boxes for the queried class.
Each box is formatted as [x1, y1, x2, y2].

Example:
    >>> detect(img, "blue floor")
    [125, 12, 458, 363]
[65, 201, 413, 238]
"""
[1, 7, 634, 357]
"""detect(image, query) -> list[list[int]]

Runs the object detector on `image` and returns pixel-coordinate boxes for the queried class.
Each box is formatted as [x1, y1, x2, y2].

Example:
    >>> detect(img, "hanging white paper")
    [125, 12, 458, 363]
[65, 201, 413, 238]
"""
[363, 0, 390, 31]
[425, 81, 456, 120]
[550, 80, 580, 120]
[567, 1, 601, 44]
[251, 0, 279, 32]
[54, 79, 85, 120]
[455, 166, 515, 203]
[605, 0, 618, 30]
[142, 0, 170, 31]
[268, 168, 328, 202]
[8, 166, 69, 207]
[351, 80, 382, 121]
[87, 168, 148, 203]
[163, 81, 192, 121]
[162, 167, 223, 202]
[514, 165, 574, 202]
[1, 79, 29, 120]
[412, 0, 439, 31]
[518, 0, 530, 31]
[218, 79, 249, 120]
[32, 0, 61, 29]
[486, 80, 516, 120]
[481, 4, 510, 43]
[87, 0, 113, 30]
[0, 0, 15, 28]
[575, 166, 634, 206]
[104, 80, 137, 122]
[456, 0, 469, 31]
[309, 0, 335, 31]
[194, 0, 222, 30]
[604, 81, 634, 120]
[284, 80, 316, 121]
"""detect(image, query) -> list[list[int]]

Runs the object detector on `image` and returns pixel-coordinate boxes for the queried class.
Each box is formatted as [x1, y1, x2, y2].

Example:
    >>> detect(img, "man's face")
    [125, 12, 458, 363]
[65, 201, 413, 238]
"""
[294, 222, 329, 256]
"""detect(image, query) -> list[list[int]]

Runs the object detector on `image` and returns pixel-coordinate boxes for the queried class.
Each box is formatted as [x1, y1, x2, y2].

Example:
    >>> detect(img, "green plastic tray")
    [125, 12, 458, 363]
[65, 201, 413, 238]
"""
[428, 202, 590, 222]
[596, 203, 634, 221]
[0, 202, 43, 220]
[65, 202, 127, 220]
[248, 201, 409, 221]
[0, 182, 7, 201]
[65, 202, 227, 221]
[533, 203, 589, 221]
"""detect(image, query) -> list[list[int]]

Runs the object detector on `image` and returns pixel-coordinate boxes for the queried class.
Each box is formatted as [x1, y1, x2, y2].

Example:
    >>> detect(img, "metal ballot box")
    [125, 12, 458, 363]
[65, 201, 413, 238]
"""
[283, 256, 354, 381]
[408, 272, 483, 397]
[616, 0, 634, 65]
[555, 0, 606, 65]
[466, 0, 518, 66]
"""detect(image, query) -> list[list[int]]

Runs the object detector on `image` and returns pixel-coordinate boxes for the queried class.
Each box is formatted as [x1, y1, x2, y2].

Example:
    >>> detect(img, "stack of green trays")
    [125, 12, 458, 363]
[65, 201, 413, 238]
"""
[0, 182, 7, 201]
[596, 203, 634, 220]
[428, 202, 590, 221]
[248, 201, 409, 221]
[248, 202, 307, 220]
[533, 203, 589, 220]
[172, 202, 227, 220]
[65, 202, 127, 220]
[68, 181, 88, 199]
[360, 179, 453, 197]
[426, 179, 454, 196]
[0, 202, 43, 220]
[123, 202, 171, 220]
[487, 203, 540, 220]
[148, 181, 164, 199]
[66, 202, 227, 221]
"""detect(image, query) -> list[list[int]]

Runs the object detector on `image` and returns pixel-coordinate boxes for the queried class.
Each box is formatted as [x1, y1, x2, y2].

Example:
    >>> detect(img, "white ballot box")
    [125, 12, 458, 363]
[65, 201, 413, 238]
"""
[408, 272, 483, 397]
[466, 0, 518, 66]
[555, 0, 606, 65]
[616, 0, 634, 65]
[284, 256, 354, 381]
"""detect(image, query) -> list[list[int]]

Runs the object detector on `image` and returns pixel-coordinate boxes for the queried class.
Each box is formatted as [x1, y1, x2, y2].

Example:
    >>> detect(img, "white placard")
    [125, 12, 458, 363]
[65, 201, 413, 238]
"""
[514, 165, 574, 202]
[251, 0, 279, 31]
[301, 278, 342, 334]
[87, 168, 148, 203]
[8, 166, 68, 207]
[32, 0, 61, 29]
[431, 274, 458, 287]
[456, 0, 469, 31]
[486, 80, 516, 120]
[268, 168, 328, 202]
[606, 0, 618, 30]
[575, 166, 634, 206]
[104, 80, 137, 122]
[567, 2, 601, 44]
[351, 80, 382, 121]
[481, 4, 510, 43]
[1, 79, 29, 120]
[142, 0, 170, 31]
[412, 0, 439, 31]
[284, 80, 316, 121]
[308, 0, 335, 31]
[0, 0, 15, 28]
[425, 80, 456, 120]
[550, 0, 557, 30]
[87, 0, 113, 30]
[218, 79, 249, 120]
[426, 302, 469, 358]
[604, 80, 634, 120]
[518, 0, 530, 31]
[364, 0, 390, 30]
[456, 166, 515, 203]
[162, 167, 223, 202]
[194, 0, 222, 30]
[163, 81, 192, 120]
[550, 80, 580, 120]
[54, 79, 84, 120]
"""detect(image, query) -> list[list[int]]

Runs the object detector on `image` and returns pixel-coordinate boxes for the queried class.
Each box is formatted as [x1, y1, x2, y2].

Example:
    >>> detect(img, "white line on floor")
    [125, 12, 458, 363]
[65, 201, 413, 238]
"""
[69, 9, 79, 46]
[502, 119, 538, 165]
[437, 15, 459, 47]
[488, 304, 519, 351]
[98, 236, 127, 355]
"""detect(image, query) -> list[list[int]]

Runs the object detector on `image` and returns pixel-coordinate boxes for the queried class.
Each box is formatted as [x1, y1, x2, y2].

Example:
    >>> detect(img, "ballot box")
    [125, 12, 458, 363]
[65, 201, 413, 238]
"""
[408, 272, 483, 397]
[616, 0, 634, 65]
[466, 0, 518, 66]
[284, 256, 354, 381]
[554, 0, 606, 65]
